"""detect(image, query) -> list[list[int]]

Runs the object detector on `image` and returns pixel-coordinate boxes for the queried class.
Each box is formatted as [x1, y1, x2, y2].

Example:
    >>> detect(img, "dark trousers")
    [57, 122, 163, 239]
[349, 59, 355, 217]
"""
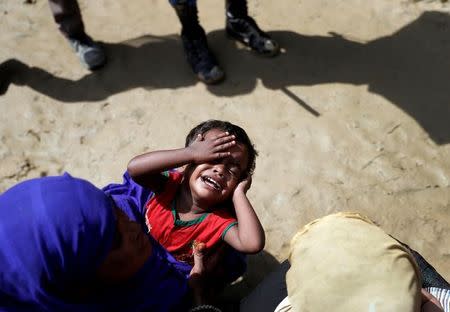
[48, 0, 245, 38]
[47, 0, 193, 38]
[48, 0, 85, 38]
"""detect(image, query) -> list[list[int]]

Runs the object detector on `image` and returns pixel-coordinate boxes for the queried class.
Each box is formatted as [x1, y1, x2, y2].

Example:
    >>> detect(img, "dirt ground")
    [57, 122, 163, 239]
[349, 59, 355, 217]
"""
[1, 0, 449, 303]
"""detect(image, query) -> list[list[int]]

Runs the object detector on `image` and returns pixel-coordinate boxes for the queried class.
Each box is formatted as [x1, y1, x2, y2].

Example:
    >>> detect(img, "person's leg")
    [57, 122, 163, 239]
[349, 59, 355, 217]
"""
[170, 0, 224, 84]
[48, 0, 106, 70]
[225, 0, 279, 56]
[48, 0, 84, 38]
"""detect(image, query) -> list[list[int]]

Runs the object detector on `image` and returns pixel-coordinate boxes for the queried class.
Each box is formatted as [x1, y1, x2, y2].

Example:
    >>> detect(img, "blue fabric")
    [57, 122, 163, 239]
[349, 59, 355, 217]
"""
[103, 171, 153, 230]
[103, 171, 194, 277]
[104, 171, 247, 283]
[0, 173, 188, 312]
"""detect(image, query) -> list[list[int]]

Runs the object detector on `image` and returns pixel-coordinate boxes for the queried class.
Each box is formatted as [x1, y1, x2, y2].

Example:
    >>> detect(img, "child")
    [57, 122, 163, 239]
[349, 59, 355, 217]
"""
[127, 119, 264, 268]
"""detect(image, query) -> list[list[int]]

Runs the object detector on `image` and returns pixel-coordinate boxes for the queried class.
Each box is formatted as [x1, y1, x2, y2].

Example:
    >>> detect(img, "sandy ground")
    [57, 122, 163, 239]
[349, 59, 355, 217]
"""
[1, 0, 450, 302]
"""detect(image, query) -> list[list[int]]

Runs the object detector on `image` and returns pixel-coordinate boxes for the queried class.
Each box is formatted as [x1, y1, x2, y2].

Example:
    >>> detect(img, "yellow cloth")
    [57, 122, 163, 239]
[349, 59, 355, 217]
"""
[286, 212, 422, 312]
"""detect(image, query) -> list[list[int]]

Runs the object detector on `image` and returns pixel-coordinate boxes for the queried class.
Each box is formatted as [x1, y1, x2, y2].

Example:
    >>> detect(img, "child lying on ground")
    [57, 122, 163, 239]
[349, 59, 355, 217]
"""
[127, 119, 264, 264]
[104, 119, 264, 294]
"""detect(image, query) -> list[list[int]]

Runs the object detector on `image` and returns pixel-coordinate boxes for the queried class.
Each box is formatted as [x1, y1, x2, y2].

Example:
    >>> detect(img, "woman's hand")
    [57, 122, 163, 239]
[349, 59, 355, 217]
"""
[189, 242, 207, 305]
[187, 132, 236, 164]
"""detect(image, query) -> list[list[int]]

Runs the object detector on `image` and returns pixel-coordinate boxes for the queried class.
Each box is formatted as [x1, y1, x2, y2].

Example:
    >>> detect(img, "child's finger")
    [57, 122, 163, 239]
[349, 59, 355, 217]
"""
[195, 134, 203, 142]
[193, 242, 206, 256]
[190, 242, 206, 276]
[213, 134, 235, 145]
[213, 131, 230, 140]
[214, 152, 231, 159]
[214, 141, 236, 151]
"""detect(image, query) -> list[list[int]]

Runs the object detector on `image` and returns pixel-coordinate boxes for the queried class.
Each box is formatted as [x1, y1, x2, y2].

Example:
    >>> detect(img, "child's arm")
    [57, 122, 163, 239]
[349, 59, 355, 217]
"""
[223, 177, 265, 254]
[127, 132, 236, 190]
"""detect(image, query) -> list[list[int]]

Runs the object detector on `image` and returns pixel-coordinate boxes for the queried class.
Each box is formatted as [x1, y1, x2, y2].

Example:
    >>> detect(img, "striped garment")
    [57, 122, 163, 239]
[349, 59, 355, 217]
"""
[427, 287, 450, 312]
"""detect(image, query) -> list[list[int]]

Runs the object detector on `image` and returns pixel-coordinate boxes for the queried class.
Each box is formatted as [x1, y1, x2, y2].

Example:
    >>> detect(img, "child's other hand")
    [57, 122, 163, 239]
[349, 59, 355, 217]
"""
[234, 176, 252, 196]
[188, 132, 236, 164]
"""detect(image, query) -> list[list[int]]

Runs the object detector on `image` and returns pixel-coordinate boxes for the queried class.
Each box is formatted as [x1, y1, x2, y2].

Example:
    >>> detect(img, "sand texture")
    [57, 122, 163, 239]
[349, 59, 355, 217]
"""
[1, 0, 449, 299]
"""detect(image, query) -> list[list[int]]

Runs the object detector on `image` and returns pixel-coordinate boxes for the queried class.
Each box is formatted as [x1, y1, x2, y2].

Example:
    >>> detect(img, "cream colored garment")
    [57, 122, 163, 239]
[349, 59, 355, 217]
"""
[286, 212, 422, 312]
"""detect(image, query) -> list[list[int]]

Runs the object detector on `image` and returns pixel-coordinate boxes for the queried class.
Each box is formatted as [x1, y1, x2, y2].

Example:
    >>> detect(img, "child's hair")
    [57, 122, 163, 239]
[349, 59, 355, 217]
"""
[185, 120, 258, 177]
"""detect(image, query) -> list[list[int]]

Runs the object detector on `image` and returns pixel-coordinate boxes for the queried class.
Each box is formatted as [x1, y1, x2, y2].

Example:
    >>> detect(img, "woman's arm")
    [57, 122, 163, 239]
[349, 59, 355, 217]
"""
[223, 177, 265, 254]
[421, 288, 444, 312]
[188, 243, 223, 312]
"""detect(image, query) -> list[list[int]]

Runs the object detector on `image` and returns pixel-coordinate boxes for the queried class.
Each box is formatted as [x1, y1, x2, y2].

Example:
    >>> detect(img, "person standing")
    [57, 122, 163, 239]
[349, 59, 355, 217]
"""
[47, 0, 279, 83]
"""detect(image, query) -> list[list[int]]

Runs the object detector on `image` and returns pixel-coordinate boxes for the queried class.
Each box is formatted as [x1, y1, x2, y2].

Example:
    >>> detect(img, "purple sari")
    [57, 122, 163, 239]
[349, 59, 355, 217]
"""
[0, 173, 188, 311]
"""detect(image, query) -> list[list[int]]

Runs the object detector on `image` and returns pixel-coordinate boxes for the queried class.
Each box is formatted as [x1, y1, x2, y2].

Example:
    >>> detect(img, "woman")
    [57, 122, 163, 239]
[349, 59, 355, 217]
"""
[0, 173, 210, 311]
[241, 212, 449, 312]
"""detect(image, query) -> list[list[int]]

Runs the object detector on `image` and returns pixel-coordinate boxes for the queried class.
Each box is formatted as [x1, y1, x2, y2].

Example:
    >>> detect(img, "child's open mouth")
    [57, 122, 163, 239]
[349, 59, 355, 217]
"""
[201, 176, 222, 191]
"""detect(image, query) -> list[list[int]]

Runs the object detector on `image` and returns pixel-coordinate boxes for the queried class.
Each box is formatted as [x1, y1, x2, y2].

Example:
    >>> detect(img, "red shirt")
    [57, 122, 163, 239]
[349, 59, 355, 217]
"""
[145, 171, 237, 265]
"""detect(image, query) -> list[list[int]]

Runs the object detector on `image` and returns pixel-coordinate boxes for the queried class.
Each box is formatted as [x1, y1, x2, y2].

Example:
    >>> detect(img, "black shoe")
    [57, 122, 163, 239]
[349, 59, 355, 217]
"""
[67, 34, 106, 70]
[226, 14, 279, 56]
[173, 3, 225, 84]
[181, 30, 225, 84]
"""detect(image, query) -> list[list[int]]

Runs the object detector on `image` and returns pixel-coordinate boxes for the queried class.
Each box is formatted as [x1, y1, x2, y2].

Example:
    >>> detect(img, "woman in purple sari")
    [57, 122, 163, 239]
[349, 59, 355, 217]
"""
[0, 173, 212, 311]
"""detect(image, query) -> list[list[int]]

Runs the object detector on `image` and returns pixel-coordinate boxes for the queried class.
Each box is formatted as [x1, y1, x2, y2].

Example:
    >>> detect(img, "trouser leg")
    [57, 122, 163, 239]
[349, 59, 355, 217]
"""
[170, 0, 224, 84]
[225, 0, 248, 18]
[48, 0, 105, 70]
[168, 0, 196, 6]
[48, 0, 85, 38]
[171, 0, 204, 39]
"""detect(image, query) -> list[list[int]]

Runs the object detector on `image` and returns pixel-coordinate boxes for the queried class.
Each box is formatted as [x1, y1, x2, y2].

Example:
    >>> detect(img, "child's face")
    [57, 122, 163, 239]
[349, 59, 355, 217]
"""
[188, 129, 249, 206]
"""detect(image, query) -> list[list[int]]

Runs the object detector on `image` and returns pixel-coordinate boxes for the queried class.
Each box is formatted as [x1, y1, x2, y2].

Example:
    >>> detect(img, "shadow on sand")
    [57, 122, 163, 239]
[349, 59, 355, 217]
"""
[1, 11, 449, 144]
[220, 250, 281, 311]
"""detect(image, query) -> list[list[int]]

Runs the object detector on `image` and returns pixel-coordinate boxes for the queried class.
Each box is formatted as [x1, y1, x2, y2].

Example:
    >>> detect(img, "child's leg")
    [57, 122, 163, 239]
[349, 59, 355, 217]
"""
[225, 0, 279, 56]
[170, 0, 225, 84]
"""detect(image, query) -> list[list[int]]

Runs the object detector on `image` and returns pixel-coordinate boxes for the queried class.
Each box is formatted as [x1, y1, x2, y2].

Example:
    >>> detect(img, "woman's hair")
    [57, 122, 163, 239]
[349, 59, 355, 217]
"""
[185, 120, 258, 176]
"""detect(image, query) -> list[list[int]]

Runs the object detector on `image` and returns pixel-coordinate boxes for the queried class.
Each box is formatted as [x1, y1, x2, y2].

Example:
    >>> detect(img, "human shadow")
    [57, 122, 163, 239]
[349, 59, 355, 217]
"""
[1, 11, 449, 144]
[219, 250, 280, 311]
[0, 35, 197, 102]
[205, 10, 450, 145]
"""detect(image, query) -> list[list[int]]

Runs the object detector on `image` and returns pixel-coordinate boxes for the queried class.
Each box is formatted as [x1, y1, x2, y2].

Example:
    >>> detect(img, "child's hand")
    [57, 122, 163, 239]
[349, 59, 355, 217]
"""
[187, 132, 236, 164]
[233, 176, 252, 197]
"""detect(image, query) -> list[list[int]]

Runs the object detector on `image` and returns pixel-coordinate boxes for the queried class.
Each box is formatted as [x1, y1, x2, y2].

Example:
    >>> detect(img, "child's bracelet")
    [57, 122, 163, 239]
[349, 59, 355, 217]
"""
[189, 304, 222, 312]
